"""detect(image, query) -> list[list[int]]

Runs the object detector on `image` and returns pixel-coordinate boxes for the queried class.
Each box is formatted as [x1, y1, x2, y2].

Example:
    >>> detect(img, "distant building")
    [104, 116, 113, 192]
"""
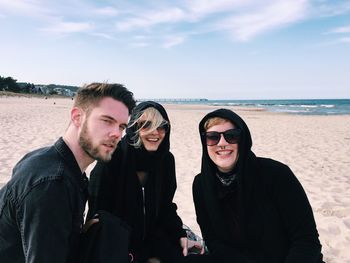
[53, 87, 75, 97]
[34, 85, 49, 94]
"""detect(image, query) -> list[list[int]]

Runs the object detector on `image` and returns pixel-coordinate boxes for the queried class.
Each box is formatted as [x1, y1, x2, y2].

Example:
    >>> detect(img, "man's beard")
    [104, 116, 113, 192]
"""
[79, 120, 114, 162]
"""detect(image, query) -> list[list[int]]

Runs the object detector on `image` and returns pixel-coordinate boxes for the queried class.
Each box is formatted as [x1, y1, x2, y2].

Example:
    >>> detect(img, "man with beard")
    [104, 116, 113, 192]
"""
[0, 83, 135, 263]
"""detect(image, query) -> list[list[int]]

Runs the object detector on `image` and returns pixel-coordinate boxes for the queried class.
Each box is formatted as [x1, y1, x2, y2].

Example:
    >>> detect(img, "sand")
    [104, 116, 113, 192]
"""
[1, 96, 349, 262]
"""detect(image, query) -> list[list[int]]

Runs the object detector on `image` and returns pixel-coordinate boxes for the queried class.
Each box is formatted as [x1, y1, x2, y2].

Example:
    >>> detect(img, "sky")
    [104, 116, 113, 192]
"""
[1, 0, 350, 100]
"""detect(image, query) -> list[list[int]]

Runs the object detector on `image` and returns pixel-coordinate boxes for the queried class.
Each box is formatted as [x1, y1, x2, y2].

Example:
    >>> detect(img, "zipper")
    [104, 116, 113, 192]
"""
[142, 186, 146, 240]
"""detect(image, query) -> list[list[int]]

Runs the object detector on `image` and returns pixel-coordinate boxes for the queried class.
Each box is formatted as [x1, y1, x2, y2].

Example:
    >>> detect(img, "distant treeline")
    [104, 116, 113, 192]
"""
[0, 75, 79, 96]
[0, 75, 24, 93]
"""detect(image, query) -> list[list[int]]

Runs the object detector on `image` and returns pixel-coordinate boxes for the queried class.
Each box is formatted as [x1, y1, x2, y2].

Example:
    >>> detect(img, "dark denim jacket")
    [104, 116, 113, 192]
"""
[0, 137, 88, 263]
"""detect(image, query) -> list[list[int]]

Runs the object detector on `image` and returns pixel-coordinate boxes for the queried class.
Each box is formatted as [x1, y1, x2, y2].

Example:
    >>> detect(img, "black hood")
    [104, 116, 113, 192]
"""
[199, 108, 253, 174]
[126, 101, 170, 153]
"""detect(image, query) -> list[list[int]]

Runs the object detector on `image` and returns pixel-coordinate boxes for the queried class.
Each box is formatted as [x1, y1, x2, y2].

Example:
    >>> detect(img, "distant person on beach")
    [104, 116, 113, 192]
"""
[88, 101, 201, 263]
[189, 108, 325, 263]
[0, 83, 135, 263]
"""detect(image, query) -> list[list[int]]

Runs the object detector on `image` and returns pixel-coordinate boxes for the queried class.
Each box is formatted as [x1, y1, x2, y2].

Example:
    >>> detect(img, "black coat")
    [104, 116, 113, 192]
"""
[193, 109, 325, 263]
[88, 101, 186, 260]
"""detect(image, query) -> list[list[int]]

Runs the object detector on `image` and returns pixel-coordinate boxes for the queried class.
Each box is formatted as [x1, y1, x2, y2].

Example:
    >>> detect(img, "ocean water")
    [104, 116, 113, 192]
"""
[208, 99, 350, 115]
[173, 99, 350, 115]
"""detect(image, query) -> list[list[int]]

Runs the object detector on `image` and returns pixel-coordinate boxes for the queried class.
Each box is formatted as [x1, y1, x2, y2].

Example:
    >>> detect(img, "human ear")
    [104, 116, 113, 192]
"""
[71, 107, 83, 127]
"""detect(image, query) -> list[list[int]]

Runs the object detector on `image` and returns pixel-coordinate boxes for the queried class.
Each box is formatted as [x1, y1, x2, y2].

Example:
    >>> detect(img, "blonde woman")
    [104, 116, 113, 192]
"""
[88, 101, 188, 263]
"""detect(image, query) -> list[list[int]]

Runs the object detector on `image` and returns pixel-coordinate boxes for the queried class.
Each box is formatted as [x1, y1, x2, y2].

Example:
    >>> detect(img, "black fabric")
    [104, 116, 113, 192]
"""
[79, 210, 131, 263]
[193, 108, 325, 263]
[0, 138, 88, 263]
[88, 101, 186, 263]
[216, 168, 237, 186]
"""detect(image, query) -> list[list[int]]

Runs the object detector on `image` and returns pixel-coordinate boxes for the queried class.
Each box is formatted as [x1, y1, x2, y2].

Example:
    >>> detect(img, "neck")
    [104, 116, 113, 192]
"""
[63, 127, 93, 173]
[216, 168, 237, 186]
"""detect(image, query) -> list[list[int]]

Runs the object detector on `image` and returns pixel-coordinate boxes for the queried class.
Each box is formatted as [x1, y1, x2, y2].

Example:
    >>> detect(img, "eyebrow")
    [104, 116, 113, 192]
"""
[101, 115, 116, 121]
[101, 115, 128, 128]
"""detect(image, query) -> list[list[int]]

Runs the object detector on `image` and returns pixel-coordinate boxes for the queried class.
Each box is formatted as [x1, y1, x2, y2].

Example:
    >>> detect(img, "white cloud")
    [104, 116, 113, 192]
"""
[339, 37, 350, 43]
[186, 0, 251, 17]
[89, 32, 114, 40]
[314, 0, 350, 17]
[115, 7, 186, 31]
[330, 25, 350, 34]
[0, 0, 50, 16]
[130, 42, 149, 48]
[94, 6, 119, 16]
[41, 21, 93, 34]
[162, 35, 185, 48]
[3, 0, 349, 46]
[133, 35, 149, 40]
[216, 0, 309, 41]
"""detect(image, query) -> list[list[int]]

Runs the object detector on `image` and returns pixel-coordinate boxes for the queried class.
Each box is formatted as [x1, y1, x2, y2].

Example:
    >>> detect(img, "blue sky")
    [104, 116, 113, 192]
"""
[1, 0, 350, 99]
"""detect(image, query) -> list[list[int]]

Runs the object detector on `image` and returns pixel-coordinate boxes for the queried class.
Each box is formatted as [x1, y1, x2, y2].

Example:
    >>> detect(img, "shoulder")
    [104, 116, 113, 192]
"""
[163, 151, 175, 161]
[12, 145, 65, 185]
[7, 144, 80, 202]
[258, 157, 289, 170]
[257, 157, 293, 180]
[192, 174, 207, 207]
[192, 174, 202, 193]
[14, 145, 55, 171]
[256, 157, 303, 193]
[158, 152, 175, 170]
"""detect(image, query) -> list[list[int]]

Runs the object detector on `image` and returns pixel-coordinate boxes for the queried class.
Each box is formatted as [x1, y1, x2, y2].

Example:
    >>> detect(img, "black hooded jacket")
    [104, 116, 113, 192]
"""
[192, 109, 324, 263]
[88, 101, 186, 258]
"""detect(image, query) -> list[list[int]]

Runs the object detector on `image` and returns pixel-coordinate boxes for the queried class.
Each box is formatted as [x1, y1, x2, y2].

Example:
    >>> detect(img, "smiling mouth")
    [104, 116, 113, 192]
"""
[216, 150, 233, 156]
[147, 138, 160, 142]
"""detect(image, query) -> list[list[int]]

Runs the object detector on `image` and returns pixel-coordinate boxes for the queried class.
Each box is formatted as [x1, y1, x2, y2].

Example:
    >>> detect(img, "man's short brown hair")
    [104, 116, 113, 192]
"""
[74, 82, 136, 113]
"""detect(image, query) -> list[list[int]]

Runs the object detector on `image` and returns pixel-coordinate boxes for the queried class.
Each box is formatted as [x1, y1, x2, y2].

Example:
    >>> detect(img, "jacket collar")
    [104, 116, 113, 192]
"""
[54, 137, 89, 192]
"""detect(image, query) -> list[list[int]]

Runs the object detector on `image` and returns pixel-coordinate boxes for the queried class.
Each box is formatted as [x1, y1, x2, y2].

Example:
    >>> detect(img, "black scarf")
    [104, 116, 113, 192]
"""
[216, 167, 237, 186]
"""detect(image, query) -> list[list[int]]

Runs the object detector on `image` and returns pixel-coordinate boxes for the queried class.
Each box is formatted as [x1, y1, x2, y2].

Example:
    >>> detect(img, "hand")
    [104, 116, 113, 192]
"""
[187, 239, 205, 255]
[180, 237, 188, 256]
[82, 218, 99, 233]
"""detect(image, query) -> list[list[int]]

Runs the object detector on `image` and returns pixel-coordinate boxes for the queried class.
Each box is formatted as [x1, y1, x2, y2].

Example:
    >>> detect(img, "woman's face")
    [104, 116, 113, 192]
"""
[206, 121, 239, 173]
[138, 119, 167, 152]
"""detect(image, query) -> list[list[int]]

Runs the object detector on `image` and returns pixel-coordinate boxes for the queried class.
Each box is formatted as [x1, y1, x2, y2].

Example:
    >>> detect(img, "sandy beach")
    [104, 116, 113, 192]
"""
[1, 96, 349, 262]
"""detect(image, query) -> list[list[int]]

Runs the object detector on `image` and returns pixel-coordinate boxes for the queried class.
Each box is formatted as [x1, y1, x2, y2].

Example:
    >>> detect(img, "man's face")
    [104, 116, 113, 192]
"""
[79, 97, 129, 162]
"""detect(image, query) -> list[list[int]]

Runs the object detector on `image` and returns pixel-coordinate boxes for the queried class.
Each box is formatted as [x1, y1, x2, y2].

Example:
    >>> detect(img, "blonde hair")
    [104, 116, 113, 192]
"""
[129, 107, 168, 148]
[204, 117, 231, 131]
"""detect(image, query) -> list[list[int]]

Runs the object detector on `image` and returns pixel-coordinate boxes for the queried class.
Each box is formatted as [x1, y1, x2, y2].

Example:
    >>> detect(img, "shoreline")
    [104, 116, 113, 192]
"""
[1, 93, 349, 116]
[0, 91, 74, 99]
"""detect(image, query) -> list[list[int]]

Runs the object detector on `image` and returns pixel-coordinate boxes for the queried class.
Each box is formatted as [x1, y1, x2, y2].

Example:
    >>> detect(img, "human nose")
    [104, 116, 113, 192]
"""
[217, 134, 228, 145]
[149, 127, 160, 134]
[109, 126, 122, 139]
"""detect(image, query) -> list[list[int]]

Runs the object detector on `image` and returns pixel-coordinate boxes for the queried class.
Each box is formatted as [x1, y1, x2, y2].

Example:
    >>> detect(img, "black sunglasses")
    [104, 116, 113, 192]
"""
[138, 121, 169, 133]
[203, 129, 241, 146]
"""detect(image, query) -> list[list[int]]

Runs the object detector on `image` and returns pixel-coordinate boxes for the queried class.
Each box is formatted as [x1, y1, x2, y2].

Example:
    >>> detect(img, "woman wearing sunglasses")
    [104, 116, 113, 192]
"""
[88, 101, 188, 263]
[191, 108, 325, 263]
